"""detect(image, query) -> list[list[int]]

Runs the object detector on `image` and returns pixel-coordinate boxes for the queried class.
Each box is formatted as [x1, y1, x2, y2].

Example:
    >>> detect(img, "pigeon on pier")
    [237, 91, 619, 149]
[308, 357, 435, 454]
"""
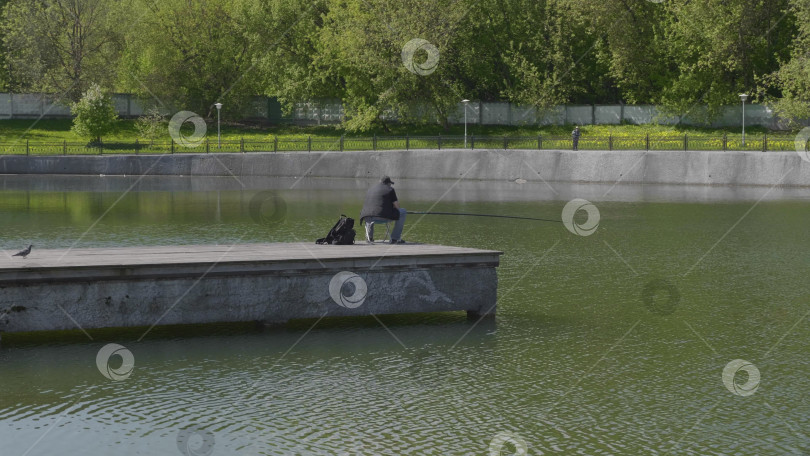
[13, 245, 32, 258]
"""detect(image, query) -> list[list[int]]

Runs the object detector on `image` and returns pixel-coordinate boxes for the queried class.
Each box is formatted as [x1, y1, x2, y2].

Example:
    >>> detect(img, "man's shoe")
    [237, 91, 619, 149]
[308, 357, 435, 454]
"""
[390, 239, 406, 244]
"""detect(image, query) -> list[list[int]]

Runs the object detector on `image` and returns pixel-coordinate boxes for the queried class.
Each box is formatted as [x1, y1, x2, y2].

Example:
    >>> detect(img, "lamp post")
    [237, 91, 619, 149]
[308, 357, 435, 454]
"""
[214, 102, 223, 149]
[739, 94, 747, 147]
[461, 99, 470, 148]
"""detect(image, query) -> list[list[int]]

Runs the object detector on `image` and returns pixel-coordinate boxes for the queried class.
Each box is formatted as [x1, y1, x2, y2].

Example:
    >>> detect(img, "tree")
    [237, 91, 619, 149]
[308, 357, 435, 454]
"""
[0, 0, 13, 91]
[71, 83, 118, 143]
[658, 0, 793, 122]
[119, 0, 262, 118]
[565, 0, 672, 105]
[476, 0, 588, 108]
[247, 0, 332, 114]
[765, 0, 810, 126]
[2, 0, 124, 101]
[0, 0, 803, 127]
[287, 0, 476, 130]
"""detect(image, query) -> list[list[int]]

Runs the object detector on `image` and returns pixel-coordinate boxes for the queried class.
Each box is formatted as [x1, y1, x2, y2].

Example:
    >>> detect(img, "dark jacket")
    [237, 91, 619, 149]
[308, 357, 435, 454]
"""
[360, 183, 400, 221]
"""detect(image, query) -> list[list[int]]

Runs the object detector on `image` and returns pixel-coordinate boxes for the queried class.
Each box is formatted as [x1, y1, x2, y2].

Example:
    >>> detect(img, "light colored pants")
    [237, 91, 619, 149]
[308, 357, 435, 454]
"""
[364, 208, 406, 241]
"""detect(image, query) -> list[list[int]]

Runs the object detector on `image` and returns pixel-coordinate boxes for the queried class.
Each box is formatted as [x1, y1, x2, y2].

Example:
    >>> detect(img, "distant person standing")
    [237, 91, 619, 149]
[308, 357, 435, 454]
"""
[360, 176, 407, 244]
[572, 126, 581, 151]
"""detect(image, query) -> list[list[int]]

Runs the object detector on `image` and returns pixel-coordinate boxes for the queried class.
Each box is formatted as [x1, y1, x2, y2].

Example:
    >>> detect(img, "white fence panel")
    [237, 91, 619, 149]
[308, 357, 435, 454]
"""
[320, 101, 343, 123]
[0, 92, 788, 129]
[709, 104, 774, 129]
[623, 105, 655, 124]
[537, 106, 565, 125]
[566, 105, 592, 125]
[481, 102, 510, 125]
[111, 94, 130, 117]
[447, 102, 479, 124]
[511, 105, 536, 125]
[749, 105, 779, 129]
[14, 94, 43, 116]
[466, 102, 481, 125]
[0, 93, 11, 118]
[293, 102, 323, 123]
[294, 101, 343, 124]
[595, 105, 622, 124]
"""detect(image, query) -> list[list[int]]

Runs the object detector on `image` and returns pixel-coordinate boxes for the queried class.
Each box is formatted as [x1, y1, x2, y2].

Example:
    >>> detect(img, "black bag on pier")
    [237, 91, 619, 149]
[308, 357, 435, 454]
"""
[316, 215, 356, 245]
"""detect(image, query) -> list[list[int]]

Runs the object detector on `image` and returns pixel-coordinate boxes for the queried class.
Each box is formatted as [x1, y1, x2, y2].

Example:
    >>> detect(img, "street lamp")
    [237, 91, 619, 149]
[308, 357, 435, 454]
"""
[739, 94, 748, 147]
[461, 99, 470, 148]
[214, 102, 223, 149]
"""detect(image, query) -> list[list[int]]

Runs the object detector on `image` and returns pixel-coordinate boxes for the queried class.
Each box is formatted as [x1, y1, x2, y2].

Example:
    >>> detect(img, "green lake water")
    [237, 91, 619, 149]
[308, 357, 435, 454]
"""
[0, 176, 808, 455]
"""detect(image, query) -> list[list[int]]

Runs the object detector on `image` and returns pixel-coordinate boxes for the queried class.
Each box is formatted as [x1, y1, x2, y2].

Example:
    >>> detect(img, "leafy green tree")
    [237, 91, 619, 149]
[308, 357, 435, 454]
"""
[0, 0, 13, 91]
[765, 0, 810, 126]
[476, 0, 587, 108]
[658, 0, 793, 122]
[119, 0, 262, 118]
[2, 0, 124, 101]
[565, 0, 672, 105]
[247, 0, 332, 113]
[0, 0, 803, 128]
[71, 83, 118, 143]
[289, 0, 476, 130]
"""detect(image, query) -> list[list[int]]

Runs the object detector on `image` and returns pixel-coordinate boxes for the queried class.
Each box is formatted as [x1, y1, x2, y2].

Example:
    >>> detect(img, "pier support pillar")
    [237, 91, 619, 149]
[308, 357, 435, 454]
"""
[467, 309, 496, 321]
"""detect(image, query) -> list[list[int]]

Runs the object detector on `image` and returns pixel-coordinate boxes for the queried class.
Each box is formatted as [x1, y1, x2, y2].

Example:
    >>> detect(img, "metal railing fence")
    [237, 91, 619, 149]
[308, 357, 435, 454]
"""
[0, 134, 805, 156]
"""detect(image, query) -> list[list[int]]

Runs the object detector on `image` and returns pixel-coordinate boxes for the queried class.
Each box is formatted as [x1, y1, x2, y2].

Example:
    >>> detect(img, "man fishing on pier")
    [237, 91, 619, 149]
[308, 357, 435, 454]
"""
[360, 176, 407, 244]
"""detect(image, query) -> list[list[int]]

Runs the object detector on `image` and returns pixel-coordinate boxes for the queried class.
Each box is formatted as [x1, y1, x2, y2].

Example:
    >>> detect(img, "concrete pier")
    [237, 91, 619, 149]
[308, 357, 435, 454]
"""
[0, 243, 501, 335]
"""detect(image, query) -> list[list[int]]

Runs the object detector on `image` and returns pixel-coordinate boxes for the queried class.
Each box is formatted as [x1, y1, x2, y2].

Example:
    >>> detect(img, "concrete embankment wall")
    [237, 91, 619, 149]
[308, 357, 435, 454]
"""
[1, 149, 809, 187]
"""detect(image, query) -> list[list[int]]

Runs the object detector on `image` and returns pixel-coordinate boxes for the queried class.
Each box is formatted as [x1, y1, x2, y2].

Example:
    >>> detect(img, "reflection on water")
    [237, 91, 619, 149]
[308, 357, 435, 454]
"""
[1, 176, 809, 455]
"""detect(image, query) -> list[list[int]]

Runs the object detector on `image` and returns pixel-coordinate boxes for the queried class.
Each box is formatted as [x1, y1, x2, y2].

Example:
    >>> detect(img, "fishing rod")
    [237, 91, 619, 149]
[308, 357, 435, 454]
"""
[409, 211, 563, 223]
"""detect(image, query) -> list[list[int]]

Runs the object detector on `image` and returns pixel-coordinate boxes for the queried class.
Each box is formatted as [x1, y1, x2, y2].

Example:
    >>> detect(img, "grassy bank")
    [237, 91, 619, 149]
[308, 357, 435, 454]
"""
[0, 118, 793, 141]
[0, 118, 801, 154]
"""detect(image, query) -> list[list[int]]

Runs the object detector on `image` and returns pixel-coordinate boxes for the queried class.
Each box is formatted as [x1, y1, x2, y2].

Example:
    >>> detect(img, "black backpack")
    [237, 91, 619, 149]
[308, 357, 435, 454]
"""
[316, 215, 356, 245]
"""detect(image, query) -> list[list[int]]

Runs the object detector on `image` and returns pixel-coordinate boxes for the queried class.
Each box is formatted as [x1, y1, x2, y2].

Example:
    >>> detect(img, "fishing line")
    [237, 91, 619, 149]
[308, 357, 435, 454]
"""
[409, 211, 563, 223]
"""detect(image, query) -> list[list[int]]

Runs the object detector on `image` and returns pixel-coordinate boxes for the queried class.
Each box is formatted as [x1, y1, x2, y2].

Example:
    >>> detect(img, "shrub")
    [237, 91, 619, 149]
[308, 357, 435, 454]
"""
[71, 83, 118, 143]
[135, 107, 166, 141]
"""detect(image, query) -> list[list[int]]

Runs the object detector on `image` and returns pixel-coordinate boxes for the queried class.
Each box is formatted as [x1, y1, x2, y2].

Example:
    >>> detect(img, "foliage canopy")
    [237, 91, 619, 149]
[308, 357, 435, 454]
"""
[0, 0, 807, 129]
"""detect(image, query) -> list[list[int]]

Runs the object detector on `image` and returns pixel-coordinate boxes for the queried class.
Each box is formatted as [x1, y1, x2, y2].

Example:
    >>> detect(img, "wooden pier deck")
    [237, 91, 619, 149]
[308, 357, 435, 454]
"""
[0, 243, 502, 335]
